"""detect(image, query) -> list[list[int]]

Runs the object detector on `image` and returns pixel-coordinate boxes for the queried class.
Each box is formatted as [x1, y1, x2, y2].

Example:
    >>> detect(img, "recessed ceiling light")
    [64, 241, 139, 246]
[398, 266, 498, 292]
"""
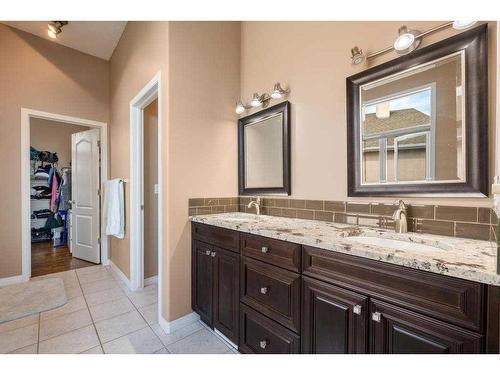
[452, 21, 477, 30]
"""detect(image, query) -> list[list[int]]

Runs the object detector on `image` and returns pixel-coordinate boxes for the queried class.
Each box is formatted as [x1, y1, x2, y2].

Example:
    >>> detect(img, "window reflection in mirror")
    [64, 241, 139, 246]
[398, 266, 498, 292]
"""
[360, 51, 465, 185]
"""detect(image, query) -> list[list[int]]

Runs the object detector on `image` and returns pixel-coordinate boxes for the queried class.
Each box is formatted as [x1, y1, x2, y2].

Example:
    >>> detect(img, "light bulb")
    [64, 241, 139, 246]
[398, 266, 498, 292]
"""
[394, 32, 415, 51]
[250, 93, 262, 108]
[235, 101, 245, 114]
[452, 21, 477, 30]
[48, 23, 59, 34]
[271, 90, 282, 99]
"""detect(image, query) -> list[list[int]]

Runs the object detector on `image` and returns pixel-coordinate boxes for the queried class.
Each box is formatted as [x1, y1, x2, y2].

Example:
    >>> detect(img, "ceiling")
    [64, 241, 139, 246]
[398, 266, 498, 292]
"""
[2, 21, 127, 60]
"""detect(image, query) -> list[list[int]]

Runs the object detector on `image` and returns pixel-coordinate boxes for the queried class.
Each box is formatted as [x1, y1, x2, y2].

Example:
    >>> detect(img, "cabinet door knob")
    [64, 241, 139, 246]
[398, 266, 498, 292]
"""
[372, 312, 381, 322]
[259, 340, 268, 349]
[261, 246, 269, 253]
[260, 287, 268, 295]
[205, 250, 211, 256]
[353, 304, 362, 315]
[211, 251, 216, 257]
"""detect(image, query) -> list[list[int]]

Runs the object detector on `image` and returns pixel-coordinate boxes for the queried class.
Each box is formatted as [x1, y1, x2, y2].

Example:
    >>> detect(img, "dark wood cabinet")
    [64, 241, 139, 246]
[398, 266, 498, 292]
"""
[370, 299, 483, 354]
[192, 239, 239, 344]
[213, 247, 240, 344]
[302, 276, 368, 353]
[239, 304, 300, 354]
[191, 222, 499, 354]
[241, 256, 301, 333]
[192, 240, 214, 325]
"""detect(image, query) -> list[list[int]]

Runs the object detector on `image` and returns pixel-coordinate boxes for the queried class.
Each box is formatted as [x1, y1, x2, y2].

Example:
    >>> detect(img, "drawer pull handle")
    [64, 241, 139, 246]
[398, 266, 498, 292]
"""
[353, 305, 362, 315]
[260, 287, 268, 295]
[261, 246, 269, 253]
[205, 250, 211, 256]
[211, 251, 216, 257]
[259, 340, 268, 349]
[372, 312, 381, 322]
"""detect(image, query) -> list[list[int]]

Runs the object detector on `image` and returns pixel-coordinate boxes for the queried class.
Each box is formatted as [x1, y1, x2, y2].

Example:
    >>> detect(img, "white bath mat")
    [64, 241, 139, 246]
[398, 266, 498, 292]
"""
[0, 278, 67, 323]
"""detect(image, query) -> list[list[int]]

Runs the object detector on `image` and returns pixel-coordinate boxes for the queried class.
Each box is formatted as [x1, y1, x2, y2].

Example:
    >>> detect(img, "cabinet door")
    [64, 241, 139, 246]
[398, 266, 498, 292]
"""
[370, 299, 483, 354]
[213, 247, 239, 344]
[302, 276, 368, 353]
[192, 240, 214, 326]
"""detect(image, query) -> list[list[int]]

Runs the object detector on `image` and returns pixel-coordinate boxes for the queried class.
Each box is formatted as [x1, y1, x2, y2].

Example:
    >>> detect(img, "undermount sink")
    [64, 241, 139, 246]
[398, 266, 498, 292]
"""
[348, 236, 444, 253]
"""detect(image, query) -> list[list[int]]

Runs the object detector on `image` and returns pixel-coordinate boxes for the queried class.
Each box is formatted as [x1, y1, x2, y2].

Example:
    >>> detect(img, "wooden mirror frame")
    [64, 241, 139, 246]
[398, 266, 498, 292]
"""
[238, 101, 291, 196]
[346, 24, 488, 197]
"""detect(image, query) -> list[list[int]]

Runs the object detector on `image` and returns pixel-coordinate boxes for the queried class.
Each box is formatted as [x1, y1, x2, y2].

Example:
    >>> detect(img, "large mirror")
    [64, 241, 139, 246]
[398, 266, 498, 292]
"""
[347, 25, 488, 196]
[238, 101, 291, 195]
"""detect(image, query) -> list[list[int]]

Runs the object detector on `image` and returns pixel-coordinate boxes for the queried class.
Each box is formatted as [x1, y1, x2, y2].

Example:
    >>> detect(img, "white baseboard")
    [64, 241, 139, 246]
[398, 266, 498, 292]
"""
[0, 274, 29, 287]
[144, 275, 158, 286]
[214, 328, 238, 349]
[158, 311, 200, 334]
[108, 260, 132, 291]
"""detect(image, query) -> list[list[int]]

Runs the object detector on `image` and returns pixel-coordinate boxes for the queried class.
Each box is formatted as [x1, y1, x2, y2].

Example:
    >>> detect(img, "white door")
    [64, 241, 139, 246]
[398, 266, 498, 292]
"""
[71, 129, 101, 263]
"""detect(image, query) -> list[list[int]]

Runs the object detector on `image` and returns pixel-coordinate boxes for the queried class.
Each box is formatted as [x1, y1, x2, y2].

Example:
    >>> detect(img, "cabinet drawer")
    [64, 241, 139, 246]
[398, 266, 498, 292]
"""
[241, 257, 301, 333]
[192, 223, 239, 253]
[240, 233, 300, 272]
[303, 246, 484, 332]
[239, 304, 300, 354]
[370, 299, 483, 354]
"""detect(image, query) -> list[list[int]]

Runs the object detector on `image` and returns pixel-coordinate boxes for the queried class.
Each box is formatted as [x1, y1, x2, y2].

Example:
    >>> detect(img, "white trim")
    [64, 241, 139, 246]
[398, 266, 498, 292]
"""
[158, 312, 200, 334]
[214, 328, 238, 349]
[144, 275, 158, 286]
[128, 72, 164, 328]
[108, 260, 132, 291]
[21, 108, 109, 280]
[0, 274, 29, 287]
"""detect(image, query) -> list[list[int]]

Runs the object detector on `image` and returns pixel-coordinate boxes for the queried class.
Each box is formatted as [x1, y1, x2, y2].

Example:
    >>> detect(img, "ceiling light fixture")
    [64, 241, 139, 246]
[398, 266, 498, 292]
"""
[235, 82, 289, 115]
[351, 21, 478, 65]
[350, 46, 365, 65]
[47, 21, 68, 39]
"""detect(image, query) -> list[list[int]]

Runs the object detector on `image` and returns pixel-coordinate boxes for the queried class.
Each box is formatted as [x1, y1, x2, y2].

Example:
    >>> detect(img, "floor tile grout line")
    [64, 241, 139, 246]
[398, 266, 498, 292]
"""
[75, 269, 105, 352]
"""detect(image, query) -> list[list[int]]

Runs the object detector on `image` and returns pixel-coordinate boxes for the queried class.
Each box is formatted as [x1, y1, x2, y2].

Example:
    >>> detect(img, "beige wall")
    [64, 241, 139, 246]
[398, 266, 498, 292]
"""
[108, 21, 240, 321]
[144, 99, 158, 279]
[0, 24, 109, 278]
[108, 21, 168, 279]
[241, 21, 497, 207]
[165, 22, 240, 320]
[30, 118, 90, 168]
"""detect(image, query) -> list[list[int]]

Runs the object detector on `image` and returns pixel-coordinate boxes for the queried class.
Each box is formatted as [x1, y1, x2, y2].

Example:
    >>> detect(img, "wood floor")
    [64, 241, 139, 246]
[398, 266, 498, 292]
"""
[31, 241, 95, 277]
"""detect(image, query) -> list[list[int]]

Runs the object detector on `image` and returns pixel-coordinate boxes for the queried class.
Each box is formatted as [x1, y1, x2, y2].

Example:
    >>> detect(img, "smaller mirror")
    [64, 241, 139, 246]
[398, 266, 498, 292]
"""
[238, 101, 291, 195]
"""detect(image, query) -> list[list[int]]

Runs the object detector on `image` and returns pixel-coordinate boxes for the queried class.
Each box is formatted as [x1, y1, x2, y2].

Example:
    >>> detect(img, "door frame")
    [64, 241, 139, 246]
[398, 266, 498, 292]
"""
[21, 108, 109, 280]
[129, 73, 163, 319]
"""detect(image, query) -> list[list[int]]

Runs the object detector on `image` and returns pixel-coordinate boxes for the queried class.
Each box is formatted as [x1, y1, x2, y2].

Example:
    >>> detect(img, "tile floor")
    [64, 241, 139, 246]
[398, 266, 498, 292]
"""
[0, 265, 238, 354]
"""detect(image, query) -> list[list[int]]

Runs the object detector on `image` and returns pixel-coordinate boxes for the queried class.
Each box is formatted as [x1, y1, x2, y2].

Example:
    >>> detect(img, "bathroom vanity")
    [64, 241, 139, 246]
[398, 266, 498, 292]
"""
[191, 213, 500, 354]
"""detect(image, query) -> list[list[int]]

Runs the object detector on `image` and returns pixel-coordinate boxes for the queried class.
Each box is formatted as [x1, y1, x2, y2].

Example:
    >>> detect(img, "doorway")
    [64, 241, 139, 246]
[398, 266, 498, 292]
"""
[21, 109, 108, 280]
[129, 72, 163, 326]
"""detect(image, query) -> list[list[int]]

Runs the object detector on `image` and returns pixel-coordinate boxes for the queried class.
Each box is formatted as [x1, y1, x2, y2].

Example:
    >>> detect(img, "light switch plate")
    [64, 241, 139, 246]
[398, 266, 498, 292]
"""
[154, 184, 159, 194]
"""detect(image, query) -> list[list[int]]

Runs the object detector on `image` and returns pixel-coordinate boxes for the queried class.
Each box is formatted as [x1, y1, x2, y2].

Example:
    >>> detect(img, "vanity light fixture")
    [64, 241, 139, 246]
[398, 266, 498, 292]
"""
[350, 46, 365, 65]
[47, 21, 68, 39]
[393, 26, 421, 55]
[236, 82, 288, 114]
[271, 82, 290, 99]
[351, 20, 478, 64]
[452, 21, 477, 30]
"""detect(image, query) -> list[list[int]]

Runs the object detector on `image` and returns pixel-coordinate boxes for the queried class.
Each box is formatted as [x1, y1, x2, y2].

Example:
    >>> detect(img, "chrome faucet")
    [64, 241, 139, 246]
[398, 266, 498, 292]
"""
[392, 200, 408, 233]
[248, 197, 261, 215]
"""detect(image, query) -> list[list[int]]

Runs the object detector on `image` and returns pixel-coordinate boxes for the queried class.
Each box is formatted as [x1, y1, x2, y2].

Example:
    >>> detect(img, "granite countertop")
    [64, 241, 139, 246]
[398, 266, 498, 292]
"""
[190, 212, 500, 286]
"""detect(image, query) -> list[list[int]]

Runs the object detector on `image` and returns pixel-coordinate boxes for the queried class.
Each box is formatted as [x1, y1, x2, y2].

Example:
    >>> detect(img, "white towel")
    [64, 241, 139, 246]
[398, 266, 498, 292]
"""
[104, 179, 125, 239]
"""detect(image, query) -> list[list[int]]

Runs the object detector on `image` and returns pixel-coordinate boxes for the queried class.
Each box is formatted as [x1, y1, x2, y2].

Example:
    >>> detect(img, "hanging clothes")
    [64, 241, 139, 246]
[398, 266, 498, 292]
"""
[50, 172, 58, 212]
[58, 169, 72, 211]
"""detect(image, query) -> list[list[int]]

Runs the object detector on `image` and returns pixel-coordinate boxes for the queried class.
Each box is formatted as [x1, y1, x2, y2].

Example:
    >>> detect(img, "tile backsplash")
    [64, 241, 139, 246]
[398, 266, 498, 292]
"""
[189, 197, 498, 242]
